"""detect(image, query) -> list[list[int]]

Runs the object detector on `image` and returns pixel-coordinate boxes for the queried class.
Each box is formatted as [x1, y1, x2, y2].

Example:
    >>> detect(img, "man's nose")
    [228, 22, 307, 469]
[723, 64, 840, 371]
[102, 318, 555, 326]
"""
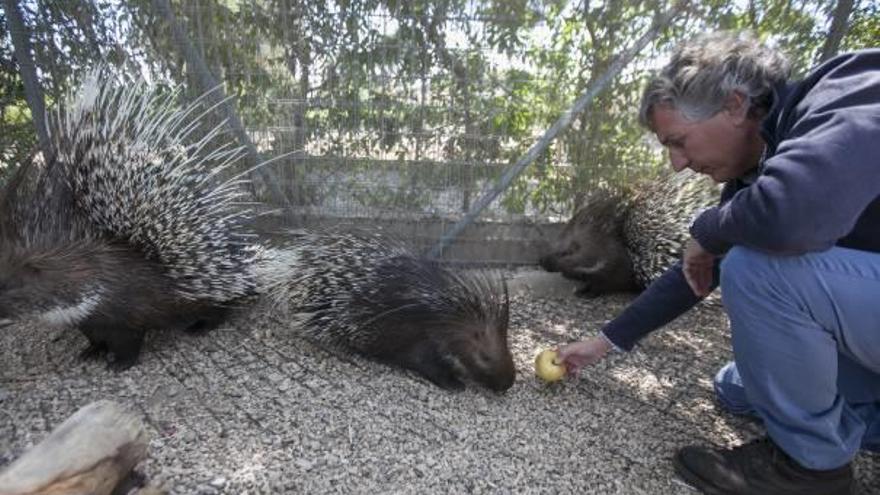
[669, 150, 689, 172]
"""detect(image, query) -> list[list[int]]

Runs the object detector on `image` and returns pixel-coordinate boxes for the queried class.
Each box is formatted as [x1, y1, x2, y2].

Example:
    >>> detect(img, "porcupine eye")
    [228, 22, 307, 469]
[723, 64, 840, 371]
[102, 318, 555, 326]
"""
[476, 350, 492, 367]
[20, 263, 42, 281]
[1, 265, 35, 291]
[470, 327, 495, 363]
[0, 272, 25, 297]
[562, 241, 579, 257]
[472, 326, 489, 346]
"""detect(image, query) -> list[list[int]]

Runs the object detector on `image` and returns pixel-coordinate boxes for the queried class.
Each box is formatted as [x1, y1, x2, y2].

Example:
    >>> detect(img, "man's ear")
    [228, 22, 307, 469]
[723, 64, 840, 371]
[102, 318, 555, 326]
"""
[723, 91, 750, 124]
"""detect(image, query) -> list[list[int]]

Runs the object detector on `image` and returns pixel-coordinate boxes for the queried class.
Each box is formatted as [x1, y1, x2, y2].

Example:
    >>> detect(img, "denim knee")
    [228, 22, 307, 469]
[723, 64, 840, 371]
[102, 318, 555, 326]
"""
[719, 246, 782, 315]
[720, 246, 774, 290]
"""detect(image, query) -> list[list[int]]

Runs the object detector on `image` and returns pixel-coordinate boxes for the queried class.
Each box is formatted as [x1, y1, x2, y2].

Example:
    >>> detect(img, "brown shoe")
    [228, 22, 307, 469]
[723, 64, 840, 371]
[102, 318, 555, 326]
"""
[673, 437, 854, 495]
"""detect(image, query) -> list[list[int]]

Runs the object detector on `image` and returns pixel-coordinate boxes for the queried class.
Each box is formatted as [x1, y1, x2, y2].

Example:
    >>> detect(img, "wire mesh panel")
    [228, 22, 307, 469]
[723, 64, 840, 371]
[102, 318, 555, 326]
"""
[153, 0, 577, 261]
[6, 1, 859, 262]
[147, 0, 671, 262]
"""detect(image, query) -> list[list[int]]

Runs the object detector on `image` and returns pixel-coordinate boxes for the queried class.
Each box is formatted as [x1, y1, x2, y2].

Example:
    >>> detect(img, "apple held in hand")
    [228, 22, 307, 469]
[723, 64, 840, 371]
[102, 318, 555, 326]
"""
[535, 349, 566, 382]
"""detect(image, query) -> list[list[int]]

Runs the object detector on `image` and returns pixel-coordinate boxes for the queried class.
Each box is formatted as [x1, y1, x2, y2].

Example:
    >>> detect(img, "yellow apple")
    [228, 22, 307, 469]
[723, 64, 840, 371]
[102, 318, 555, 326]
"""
[535, 349, 566, 382]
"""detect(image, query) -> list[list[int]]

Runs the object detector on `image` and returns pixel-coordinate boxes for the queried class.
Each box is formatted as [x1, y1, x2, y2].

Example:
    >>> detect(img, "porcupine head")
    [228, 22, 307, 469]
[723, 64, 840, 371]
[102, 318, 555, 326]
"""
[0, 242, 104, 329]
[431, 273, 515, 392]
[456, 307, 517, 392]
[0, 153, 98, 329]
[357, 258, 517, 392]
[538, 187, 639, 298]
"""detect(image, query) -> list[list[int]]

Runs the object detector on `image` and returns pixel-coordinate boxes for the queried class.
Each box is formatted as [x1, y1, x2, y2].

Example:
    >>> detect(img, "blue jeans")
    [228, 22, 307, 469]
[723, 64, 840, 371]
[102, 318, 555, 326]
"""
[714, 246, 880, 470]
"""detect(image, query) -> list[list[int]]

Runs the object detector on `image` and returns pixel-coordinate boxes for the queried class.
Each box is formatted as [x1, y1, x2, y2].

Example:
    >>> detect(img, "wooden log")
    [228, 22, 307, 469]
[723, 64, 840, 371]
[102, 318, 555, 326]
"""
[0, 400, 149, 495]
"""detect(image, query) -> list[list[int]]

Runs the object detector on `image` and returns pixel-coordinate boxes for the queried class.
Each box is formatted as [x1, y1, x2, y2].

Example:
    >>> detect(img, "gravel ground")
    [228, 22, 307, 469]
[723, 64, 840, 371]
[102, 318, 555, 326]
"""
[1, 268, 878, 494]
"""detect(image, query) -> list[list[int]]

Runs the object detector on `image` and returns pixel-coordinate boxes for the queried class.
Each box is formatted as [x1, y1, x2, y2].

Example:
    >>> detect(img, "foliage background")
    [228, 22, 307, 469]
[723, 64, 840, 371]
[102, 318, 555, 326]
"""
[1, 0, 876, 224]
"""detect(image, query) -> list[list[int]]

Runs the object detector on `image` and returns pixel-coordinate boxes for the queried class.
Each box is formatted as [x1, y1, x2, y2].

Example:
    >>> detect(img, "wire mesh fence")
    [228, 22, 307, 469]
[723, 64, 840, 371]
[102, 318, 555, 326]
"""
[3, 0, 870, 261]
[2, 0, 696, 262]
[153, 0, 660, 262]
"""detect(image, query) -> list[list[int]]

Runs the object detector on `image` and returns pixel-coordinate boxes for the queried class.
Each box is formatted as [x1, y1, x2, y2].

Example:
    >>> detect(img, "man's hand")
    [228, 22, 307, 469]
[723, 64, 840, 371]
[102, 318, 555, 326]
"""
[556, 336, 612, 377]
[683, 237, 715, 297]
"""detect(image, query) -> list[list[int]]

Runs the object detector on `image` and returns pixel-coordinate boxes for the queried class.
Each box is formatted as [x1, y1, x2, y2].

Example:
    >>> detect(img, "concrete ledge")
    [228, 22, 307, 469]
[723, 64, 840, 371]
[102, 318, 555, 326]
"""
[254, 212, 566, 264]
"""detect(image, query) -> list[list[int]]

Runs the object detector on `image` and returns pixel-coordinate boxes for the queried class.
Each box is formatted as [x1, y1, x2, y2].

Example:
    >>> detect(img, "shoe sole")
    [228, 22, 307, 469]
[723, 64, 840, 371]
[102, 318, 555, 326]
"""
[672, 450, 732, 495]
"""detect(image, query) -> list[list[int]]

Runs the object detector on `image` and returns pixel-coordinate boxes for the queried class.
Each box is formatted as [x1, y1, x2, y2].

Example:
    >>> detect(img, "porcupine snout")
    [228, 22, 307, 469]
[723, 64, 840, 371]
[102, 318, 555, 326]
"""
[442, 296, 515, 392]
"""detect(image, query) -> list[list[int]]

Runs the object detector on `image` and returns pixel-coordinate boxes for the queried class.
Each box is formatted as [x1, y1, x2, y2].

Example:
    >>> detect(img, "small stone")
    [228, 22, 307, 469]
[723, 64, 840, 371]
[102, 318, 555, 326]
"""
[195, 484, 218, 495]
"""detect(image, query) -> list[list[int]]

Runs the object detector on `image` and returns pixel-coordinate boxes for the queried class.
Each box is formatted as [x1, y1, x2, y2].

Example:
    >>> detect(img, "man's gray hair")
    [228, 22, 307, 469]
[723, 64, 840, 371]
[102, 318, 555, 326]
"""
[638, 31, 791, 128]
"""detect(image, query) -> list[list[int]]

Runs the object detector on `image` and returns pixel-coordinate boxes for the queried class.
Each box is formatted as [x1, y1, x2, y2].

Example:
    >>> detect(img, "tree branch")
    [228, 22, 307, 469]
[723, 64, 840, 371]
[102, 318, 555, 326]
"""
[817, 0, 854, 63]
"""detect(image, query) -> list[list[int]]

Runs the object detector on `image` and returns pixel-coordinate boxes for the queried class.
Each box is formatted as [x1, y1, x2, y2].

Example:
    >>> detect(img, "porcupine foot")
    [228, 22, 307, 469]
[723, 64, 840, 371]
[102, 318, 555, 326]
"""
[574, 284, 602, 299]
[79, 321, 145, 371]
[79, 341, 108, 361]
[417, 362, 465, 390]
[182, 305, 231, 335]
[392, 340, 465, 390]
[106, 354, 139, 372]
[78, 326, 109, 361]
[80, 340, 137, 371]
[105, 330, 145, 371]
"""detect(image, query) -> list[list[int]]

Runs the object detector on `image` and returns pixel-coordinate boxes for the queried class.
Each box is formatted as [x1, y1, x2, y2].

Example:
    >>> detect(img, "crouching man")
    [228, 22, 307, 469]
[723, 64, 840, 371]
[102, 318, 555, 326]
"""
[558, 31, 880, 494]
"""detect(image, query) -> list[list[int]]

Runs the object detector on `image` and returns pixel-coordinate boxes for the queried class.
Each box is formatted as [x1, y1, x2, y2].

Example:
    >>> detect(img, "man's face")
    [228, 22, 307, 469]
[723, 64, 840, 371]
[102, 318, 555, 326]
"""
[650, 101, 761, 182]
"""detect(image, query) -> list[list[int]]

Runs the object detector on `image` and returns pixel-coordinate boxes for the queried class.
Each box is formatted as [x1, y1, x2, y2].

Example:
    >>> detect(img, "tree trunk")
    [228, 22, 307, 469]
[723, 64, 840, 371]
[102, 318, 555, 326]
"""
[0, 400, 149, 495]
[817, 0, 854, 63]
[2, 0, 50, 156]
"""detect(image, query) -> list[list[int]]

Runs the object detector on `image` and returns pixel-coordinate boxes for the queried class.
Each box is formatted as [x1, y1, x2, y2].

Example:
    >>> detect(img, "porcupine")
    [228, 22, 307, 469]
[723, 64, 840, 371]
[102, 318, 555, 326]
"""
[0, 70, 262, 370]
[539, 169, 719, 297]
[260, 230, 515, 391]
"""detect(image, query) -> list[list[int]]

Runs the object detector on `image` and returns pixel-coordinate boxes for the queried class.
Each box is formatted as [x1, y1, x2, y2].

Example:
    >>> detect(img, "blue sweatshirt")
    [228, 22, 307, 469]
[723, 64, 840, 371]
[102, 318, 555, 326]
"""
[603, 49, 880, 351]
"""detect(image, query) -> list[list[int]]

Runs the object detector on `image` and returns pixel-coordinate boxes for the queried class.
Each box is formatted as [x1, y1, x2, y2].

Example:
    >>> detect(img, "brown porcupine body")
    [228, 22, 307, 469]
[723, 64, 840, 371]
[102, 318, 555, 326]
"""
[540, 170, 719, 297]
[0, 240, 229, 369]
[539, 186, 639, 297]
[261, 230, 515, 391]
[0, 70, 261, 369]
